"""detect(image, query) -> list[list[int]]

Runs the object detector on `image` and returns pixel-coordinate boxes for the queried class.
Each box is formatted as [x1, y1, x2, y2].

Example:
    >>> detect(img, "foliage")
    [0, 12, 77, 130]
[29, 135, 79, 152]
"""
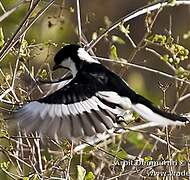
[147, 34, 190, 79]
[0, 0, 190, 179]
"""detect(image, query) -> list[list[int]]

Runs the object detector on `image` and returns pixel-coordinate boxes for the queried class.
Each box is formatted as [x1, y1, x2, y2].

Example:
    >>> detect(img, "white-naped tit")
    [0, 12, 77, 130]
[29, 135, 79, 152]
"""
[8, 44, 189, 141]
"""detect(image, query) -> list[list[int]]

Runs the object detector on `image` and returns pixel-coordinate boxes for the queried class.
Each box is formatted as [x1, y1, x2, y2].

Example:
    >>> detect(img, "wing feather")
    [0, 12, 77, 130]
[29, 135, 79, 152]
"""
[67, 104, 84, 137]
[74, 103, 96, 136]
[58, 105, 72, 138]
[7, 69, 126, 140]
[78, 100, 106, 133]
[85, 98, 114, 130]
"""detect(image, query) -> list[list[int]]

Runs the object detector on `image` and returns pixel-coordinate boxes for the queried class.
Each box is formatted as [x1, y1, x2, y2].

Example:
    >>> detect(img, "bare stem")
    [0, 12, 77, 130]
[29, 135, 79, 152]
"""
[76, 0, 82, 44]
[93, 56, 190, 85]
[0, 0, 55, 62]
[87, 0, 190, 50]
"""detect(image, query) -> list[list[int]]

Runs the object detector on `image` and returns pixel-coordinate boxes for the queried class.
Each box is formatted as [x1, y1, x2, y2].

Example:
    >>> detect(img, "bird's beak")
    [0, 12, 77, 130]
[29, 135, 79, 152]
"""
[52, 64, 60, 71]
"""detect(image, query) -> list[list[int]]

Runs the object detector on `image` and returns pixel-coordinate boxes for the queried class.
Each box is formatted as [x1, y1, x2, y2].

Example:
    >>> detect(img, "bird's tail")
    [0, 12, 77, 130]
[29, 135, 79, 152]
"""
[96, 91, 189, 126]
[131, 102, 188, 126]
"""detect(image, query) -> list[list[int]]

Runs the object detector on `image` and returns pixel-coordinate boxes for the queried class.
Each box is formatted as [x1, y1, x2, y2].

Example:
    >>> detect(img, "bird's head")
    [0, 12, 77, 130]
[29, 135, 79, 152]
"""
[53, 44, 99, 77]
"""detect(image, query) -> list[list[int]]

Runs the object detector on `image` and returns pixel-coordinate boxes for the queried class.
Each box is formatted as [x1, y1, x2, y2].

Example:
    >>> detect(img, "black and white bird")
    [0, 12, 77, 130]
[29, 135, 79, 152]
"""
[8, 44, 189, 141]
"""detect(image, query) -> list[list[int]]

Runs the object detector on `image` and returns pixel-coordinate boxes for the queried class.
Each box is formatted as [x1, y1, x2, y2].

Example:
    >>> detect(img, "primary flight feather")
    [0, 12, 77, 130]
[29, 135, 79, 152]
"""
[7, 44, 188, 141]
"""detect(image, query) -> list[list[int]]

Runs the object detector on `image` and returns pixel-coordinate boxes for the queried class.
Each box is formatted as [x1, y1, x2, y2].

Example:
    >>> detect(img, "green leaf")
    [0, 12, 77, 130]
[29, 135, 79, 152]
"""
[0, 27, 5, 48]
[31, 174, 38, 180]
[104, 16, 112, 27]
[176, 148, 187, 162]
[175, 67, 189, 79]
[166, 36, 174, 45]
[77, 165, 86, 180]
[0, 161, 10, 170]
[168, 0, 176, 6]
[161, 54, 169, 62]
[23, 177, 29, 180]
[144, 156, 153, 162]
[85, 172, 95, 180]
[20, 39, 29, 57]
[116, 148, 128, 159]
[183, 31, 190, 40]
[127, 132, 152, 150]
[149, 34, 167, 45]
[119, 24, 130, 36]
[39, 69, 48, 79]
[110, 45, 119, 60]
[112, 35, 125, 44]
[109, 144, 128, 159]
[148, 34, 189, 67]
[92, 32, 97, 40]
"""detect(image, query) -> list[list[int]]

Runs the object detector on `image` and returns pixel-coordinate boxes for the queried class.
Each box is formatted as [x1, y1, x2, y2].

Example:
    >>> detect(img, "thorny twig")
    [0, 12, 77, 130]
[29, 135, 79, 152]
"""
[0, 0, 41, 62]
[1, 0, 190, 179]
[87, 0, 190, 50]
[0, 0, 54, 102]
[0, 0, 29, 22]
[127, 0, 166, 63]
[94, 56, 190, 86]
[0, 0, 55, 62]
[74, 122, 180, 153]
[76, 0, 82, 44]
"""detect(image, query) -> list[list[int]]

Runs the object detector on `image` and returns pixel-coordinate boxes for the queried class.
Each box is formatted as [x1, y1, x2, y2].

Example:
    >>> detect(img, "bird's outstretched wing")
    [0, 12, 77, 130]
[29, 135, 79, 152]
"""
[6, 63, 189, 141]
[7, 70, 124, 140]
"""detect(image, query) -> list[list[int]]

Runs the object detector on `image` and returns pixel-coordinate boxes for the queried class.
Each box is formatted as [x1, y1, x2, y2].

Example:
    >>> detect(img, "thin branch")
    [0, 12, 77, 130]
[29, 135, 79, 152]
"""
[76, 0, 82, 44]
[66, 140, 74, 179]
[0, 2, 6, 13]
[0, 88, 12, 102]
[172, 93, 190, 112]
[146, 46, 176, 71]
[11, 35, 26, 99]
[127, 0, 165, 63]
[74, 122, 179, 153]
[0, 0, 41, 61]
[33, 133, 43, 173]
[21, 62, 43, 94]
[165, 126, 175, 180]
[1, 168, 21, 180]
[0, 0, 28, 22]
[0, 68, 19, 102]
[0, 145, 31, 168]
[15, 131, 23, 174]
[126, 34, 137, 48]
[0, 0, 55, 62]
[87, 0, 190, 50]
[150, 133, 179, 152]
[93, 56, 190, 85]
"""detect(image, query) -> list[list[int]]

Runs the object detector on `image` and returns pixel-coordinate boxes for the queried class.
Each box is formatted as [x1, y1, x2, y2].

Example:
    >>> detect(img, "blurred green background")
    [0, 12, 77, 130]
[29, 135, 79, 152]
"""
[0, 0, 190, 179]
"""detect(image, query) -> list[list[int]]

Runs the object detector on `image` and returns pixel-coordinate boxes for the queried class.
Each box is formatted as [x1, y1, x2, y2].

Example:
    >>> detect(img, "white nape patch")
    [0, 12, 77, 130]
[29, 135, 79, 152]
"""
[61, 57, 78, 77]
[132, 103, 185, 126]
[77, 48, 100, 64]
